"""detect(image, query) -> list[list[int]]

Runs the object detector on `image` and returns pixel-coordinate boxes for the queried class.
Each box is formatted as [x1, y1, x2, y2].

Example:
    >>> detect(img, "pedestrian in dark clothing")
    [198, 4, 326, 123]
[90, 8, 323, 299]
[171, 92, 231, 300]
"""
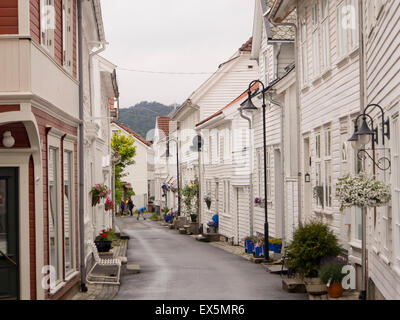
[128, 199, 135, 216]
[120, 200, 125, 216]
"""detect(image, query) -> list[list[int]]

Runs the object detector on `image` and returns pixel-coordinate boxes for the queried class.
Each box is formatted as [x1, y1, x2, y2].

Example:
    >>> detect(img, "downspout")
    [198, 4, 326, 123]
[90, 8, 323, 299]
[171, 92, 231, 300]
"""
[239, 108, 254, 237]
[267, 92, 285, 243]
[266, 8, 302, 229]
[77, 0, 87, 293]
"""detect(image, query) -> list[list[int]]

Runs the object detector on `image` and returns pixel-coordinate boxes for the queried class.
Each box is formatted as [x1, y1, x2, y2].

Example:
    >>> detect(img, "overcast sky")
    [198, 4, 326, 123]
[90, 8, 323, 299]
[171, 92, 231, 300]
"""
[101, 0, 255, 108]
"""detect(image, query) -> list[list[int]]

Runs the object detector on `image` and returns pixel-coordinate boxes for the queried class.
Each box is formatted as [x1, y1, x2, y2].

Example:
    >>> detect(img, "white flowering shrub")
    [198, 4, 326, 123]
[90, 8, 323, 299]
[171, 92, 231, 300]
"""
[336, 174, 391, 211]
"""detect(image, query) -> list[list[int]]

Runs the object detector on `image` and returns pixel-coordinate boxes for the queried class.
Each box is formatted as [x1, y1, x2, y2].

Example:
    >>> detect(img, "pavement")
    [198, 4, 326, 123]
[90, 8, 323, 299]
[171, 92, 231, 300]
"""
[114, 215, 307, 300]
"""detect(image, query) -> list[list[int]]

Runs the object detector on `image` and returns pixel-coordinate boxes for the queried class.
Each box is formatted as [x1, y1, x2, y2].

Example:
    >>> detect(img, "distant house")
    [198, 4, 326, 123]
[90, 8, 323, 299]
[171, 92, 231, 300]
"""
[111, 122, 153, 210]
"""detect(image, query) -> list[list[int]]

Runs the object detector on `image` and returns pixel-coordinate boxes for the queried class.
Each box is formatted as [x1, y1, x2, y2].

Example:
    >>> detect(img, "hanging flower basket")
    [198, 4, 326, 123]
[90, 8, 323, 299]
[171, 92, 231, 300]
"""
[105, 197, 114, 211]
[90, 184, 110, 207]
[204, 195, 211, 210]
[336, 174, 391, 211]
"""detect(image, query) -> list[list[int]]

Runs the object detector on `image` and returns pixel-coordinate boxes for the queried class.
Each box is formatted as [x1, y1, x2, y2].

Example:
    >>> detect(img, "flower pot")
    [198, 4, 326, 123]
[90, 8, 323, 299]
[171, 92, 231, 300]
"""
[268, 243, 273, 251]
[328, 283, 343, 298]
[304, 277, 328, 295]
[245, 240, 254, 254]
[253, 246, 263, 258]
[190, 214, 198, 223]
[91, 196, 100, 207]
[94, 240, 112, 253]
[272, 244, 282, 253]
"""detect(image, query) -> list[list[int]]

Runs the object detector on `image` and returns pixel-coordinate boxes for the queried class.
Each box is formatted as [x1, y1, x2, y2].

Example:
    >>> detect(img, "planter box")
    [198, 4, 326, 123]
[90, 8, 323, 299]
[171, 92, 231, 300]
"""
[304, 277, 328, 295]
[94, 240, 112, 253]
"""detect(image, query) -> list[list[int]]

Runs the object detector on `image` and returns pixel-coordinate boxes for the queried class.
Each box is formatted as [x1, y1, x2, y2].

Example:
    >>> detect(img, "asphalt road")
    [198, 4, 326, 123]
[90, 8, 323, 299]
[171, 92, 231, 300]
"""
[114, 215, 307, 300]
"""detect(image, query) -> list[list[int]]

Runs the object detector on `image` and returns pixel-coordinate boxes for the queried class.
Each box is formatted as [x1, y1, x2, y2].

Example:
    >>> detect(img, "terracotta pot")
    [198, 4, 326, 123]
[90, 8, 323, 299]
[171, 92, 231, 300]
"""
[328, 283, 343, 298]
[304, 277, 328, 295]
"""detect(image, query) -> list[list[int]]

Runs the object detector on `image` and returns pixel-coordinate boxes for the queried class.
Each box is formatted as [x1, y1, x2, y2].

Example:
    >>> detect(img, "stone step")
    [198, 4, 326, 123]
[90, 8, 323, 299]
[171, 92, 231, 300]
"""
[250, 257, 265, 264]
[264, 264, 288, 274]
[179, 228, 187, 234]
[116, 256, 128, 265]
[125, 264, 141, 274]
[281, 275, 306, 293]
[195, 235, 210, 242]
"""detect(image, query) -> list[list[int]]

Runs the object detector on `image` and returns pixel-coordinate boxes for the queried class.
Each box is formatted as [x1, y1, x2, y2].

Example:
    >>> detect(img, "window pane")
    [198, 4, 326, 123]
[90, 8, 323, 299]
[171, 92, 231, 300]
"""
[64, 151, 73, 274]
[0, 180, 7, 254]
[49, 148, 59, 282]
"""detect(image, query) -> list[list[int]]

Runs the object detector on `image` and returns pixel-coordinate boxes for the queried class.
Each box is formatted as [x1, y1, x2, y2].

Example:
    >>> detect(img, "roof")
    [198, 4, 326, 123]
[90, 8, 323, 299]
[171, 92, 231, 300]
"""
[195, 82, 260, 127]
[239, 37, 253, 52]
[264, 1, 296, 41]
[156, 117, 171, 137]
[112, 122, 152, 147]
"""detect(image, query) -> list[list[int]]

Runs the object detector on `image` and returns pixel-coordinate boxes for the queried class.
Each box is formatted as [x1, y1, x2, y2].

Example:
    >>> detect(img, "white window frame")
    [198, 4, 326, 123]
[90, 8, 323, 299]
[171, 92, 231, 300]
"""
[40, 0, 55, 55]
[320, 0, 330, 71]
[63, 139, 76, 276]
[62, 0, 73, 72]
[256, 148, 263, 198]
[301, 15, 308, 86]
[391, 115, 400, 265]
[337, 1, 348, 59]
[312, 1, 320, 78]
[48, 131, 63, 290]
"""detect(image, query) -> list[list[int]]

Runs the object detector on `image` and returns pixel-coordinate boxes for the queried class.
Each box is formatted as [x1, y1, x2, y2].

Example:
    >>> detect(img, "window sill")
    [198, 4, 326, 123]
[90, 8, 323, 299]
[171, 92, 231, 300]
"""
[335, 55, 349, 69]
[311, 76, 322, 86]
[301, 85, 310, 93]
[349, 240, 362, 250]
[49, 281, 66, 297]
[65, 270, 79, 282]
[313, 209, 334, 216]
[378, 253, 391, 266]
[321, 68, 332, 79]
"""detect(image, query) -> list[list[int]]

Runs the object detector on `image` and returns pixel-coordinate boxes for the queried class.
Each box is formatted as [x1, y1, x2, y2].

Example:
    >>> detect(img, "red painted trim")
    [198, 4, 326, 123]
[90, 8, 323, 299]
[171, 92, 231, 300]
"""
[0, 0, 18, 35]
[0, 105, 20, 113]
[29, 156, 37, 300]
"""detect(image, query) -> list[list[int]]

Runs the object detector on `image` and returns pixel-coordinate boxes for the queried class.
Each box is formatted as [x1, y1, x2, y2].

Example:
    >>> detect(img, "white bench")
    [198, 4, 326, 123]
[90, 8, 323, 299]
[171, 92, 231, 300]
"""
[86, 241, 121, 285]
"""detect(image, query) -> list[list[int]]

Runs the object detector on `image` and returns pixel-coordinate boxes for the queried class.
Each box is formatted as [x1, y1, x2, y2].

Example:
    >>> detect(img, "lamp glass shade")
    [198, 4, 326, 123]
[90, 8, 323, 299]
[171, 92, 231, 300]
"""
[2, 131, 15, 148]
[358, 133, 371, 146]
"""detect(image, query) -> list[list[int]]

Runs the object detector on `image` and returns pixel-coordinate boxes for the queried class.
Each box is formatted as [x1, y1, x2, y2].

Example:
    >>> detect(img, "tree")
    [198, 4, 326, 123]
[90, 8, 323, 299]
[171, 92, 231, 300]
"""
[111, 130, 136, 203]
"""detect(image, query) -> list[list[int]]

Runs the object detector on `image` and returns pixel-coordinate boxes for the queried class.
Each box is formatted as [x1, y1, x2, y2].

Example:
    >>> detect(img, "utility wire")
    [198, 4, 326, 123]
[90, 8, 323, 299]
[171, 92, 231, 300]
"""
[117, 67, 254, 75]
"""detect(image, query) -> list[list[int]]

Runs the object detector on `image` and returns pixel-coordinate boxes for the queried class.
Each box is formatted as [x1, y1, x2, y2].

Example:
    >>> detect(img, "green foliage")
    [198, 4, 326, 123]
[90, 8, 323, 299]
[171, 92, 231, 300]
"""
[269, 238, 282, 245]
[318, 257, 348, 284]
[150, 213, 160, 221]
[286, 221, 342, 278]
[95, 228, 116, 242]
[111, 131, 137, 202]
[181, 179, 199, 216]
[118, 101, 176, 140]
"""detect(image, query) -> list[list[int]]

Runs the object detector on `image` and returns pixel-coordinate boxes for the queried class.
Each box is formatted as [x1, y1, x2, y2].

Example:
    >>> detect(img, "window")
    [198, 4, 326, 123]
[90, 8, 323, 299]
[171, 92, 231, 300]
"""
[62, 0, 73, 71]
[312, 2, 320, 77]
[266, 151, 272, 199]
[392, 116, 400, 260]
[64, 149, 74, 275]
[355, 207, 362, 240]
[208, 135, 212, 165]
[264, 51, 270, 85]
[314, 128, 332, 209]
[48, 147, 61, 284]
[257, 148, 263, 197]
[220, 132, 224, 164]
[320, 0, 330, 70]
[301, 17, 308, 85]
[41, 0, 55, 54]
[215, 182, 219, 212]
[349, 0, 359, 48]
[337, 2, 348, 58]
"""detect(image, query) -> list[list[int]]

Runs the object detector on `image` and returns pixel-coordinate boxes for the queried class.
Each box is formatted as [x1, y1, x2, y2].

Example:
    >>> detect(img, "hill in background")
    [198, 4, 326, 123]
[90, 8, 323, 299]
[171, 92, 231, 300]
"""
[118, 101, 177, 141]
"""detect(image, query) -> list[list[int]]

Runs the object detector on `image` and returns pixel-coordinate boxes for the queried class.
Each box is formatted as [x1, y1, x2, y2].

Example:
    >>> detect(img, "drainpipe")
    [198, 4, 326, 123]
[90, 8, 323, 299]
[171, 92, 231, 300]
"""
[266, 9, 302, 231]
[239, 108, 254, 237]
[77, 0, 88, 293]
[267, 92, 285, 243]
[275, 43, 282, 79]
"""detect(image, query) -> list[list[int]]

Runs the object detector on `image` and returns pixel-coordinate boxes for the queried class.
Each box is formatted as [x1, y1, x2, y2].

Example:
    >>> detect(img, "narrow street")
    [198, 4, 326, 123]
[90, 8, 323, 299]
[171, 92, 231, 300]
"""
[114, 216, 306, 300]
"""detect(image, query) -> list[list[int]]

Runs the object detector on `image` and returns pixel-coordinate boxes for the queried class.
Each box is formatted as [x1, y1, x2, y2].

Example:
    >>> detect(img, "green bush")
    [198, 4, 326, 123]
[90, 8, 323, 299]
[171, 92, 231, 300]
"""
[286, 221, 341, 278]
[150, 213, 160, 221]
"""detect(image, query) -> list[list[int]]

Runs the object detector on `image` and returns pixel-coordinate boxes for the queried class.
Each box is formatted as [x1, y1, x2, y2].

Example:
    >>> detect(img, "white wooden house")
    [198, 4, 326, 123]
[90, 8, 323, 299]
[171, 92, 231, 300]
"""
[110, 122, 152, 210]
[361, 0, 400, 300]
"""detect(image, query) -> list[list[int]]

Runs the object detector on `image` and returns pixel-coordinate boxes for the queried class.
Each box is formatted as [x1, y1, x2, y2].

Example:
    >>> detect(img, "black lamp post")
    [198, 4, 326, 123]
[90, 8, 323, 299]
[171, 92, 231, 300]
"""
[348, 103, 390, 301]
[242, 80, 270, 262]
[164, 138, 181, 217]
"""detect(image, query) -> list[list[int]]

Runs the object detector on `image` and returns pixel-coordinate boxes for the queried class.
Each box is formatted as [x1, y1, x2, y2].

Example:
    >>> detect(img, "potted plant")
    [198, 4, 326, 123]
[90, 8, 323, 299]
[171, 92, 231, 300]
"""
[90, 184, 110, 207]
[270, 238, 283, 253]
[318, 257, 348, 298]
[104, 197, 114, 212]
[204, 195, 211, 210]
[243, 236, 256, 254]
[94, 228, 115, 253]
[336, 174, 391, 211]
[207, 220, 216, 233]
[286, 221, 342, 295]
[182, 180, 199, 223]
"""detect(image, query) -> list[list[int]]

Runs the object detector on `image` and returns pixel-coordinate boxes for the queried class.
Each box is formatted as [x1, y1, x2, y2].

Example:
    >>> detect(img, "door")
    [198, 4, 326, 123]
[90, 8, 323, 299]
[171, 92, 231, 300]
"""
[303, 138, 312, 222]
[274, 150, 283, 238]
[0, 168, 19, 300]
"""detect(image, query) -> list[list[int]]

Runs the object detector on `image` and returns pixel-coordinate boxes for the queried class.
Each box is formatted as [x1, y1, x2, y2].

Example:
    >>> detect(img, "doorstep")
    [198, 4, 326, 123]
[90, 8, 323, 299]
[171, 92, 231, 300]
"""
[281, 275, 307, 293]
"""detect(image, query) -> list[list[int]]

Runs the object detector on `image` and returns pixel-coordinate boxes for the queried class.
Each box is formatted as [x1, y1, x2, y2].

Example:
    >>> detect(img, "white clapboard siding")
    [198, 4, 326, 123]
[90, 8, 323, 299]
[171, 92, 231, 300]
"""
[363, 0, 400, 300]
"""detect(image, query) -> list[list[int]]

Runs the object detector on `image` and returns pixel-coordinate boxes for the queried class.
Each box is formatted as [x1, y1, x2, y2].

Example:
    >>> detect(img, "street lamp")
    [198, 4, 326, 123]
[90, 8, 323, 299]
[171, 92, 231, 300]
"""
[348, 103, 391, 301]
[163, 138, 181, 217]
[242, 80, 270, 262]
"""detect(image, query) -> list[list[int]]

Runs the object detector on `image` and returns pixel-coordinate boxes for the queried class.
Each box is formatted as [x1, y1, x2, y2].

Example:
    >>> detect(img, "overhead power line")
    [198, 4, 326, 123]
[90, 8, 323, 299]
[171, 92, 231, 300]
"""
[117, 67, 254, 75]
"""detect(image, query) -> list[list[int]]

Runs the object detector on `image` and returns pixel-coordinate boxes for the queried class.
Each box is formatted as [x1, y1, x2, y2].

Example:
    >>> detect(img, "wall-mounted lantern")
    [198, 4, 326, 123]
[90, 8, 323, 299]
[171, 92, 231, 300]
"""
[2, 131, 15, 148]
[305, 173, 311, 183]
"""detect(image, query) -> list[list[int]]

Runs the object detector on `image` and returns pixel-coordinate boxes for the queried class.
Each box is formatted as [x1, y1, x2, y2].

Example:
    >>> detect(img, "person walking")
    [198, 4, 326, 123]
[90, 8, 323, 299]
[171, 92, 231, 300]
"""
[120, 199, 125, 216]
[128, 198, 135, 216]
